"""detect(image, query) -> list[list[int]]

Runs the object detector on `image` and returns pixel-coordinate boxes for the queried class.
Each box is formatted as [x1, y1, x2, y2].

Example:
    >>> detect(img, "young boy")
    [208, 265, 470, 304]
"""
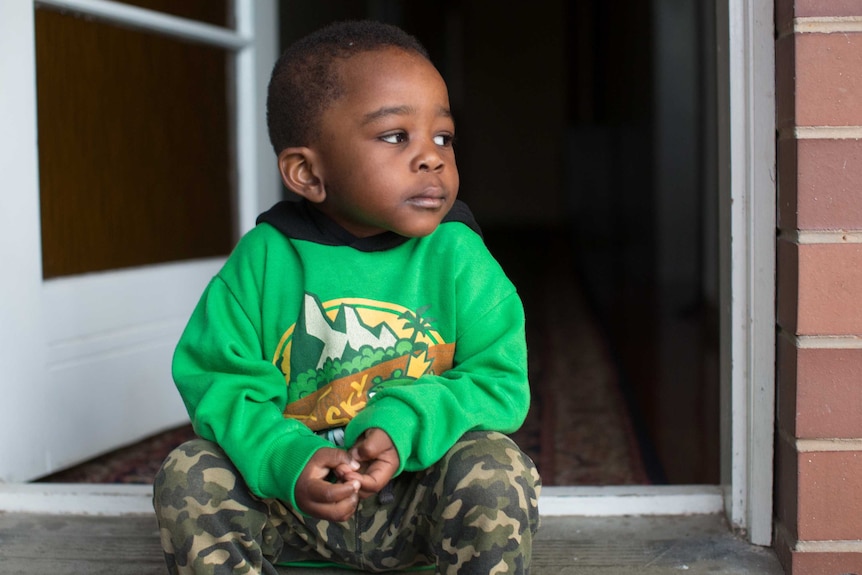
[154, 20, 540, 575]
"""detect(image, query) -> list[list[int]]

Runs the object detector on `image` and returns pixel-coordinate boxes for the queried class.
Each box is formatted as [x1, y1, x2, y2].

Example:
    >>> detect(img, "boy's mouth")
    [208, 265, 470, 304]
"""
[407, 189, 447, 209]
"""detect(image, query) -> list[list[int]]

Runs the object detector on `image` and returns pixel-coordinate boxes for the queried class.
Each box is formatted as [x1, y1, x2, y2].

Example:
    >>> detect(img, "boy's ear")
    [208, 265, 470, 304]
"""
[277, 147, 326, 203]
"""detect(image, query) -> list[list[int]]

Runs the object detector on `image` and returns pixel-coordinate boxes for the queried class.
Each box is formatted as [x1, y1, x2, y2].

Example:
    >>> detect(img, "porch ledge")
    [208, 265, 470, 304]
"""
[0, 483, 725, 517]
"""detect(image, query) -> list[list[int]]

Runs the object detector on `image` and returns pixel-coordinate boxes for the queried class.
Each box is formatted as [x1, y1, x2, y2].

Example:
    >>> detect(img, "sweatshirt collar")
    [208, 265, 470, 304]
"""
[256, 199, 482, 252]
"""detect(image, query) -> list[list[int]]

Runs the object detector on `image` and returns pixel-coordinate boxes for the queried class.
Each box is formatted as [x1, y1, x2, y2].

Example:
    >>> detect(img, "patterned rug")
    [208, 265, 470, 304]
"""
[38, 423, 196, 484]
[491, 227, 652, 485]
[39, 229, 650, 486]
[508, 256, 650, 485]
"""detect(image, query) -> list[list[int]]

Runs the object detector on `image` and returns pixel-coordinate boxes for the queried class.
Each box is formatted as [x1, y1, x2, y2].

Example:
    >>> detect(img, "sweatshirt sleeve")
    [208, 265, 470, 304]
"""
[172, 274, 330, 510]
[344, 235, 529, 473]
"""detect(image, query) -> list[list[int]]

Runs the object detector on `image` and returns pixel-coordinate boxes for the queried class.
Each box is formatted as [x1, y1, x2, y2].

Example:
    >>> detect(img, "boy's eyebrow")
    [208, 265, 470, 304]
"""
[361, 105, 452, 125]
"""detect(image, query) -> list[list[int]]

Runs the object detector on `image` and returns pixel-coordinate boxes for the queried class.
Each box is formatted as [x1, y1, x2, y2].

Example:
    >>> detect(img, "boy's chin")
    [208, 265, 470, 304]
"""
[394, 221, 443, 238]
[393, 209, 454, 238]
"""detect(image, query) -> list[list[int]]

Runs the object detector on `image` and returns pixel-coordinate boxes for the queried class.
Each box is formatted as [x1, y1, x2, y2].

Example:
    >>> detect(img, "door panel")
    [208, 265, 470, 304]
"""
[41, 260, 221, 473]
[35, 8, 234, 278]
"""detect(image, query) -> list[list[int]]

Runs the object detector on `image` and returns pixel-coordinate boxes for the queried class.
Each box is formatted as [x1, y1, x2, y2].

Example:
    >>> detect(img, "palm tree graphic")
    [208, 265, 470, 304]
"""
[399, 305, 436, 345]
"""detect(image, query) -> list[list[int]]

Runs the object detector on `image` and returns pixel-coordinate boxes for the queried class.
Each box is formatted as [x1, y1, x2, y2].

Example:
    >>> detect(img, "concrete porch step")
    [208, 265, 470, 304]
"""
[0, 512, 782, 574]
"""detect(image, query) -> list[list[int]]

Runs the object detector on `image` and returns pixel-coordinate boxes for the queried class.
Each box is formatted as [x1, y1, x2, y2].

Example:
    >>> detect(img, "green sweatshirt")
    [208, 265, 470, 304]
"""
[172, 200, 529, 511]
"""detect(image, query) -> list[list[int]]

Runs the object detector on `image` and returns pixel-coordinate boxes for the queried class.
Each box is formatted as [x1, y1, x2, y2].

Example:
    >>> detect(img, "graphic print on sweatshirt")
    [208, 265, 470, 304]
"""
[272, 293, 454, 437]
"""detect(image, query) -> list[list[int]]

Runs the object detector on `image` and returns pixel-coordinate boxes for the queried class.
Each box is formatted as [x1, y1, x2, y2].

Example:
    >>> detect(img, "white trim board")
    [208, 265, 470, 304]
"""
[0, 484, 725, 518]
[539, 486, 725, 517]
[717, 0, 776, 546]
[35, 0, 250, 48]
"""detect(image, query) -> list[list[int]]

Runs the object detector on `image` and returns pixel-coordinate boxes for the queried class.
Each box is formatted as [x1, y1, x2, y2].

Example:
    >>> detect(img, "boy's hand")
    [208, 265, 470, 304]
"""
[346, 428, 400, 500]
[295, 447, 361, 522]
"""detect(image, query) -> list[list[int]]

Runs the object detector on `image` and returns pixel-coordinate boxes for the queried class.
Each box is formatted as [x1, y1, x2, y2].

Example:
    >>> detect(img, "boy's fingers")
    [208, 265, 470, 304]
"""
[304, 478, 360, 521]
[333, 462, 361, 479]
[349, 429, 394, 462]
[304, 449, 360, 484]
[337, 469, 365, 484]
[316, 448, 360, 470]
[310, 478, 359, 502]
[353, 459, 397, 496]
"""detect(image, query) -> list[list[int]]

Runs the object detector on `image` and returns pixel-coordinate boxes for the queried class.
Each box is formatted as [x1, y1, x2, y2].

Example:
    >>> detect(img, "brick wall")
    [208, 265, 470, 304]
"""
[774, 1, 862, 573]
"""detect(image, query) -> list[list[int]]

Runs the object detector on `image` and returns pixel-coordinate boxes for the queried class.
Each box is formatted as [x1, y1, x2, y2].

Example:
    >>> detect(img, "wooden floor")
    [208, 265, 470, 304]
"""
[0, 512, 784, 574]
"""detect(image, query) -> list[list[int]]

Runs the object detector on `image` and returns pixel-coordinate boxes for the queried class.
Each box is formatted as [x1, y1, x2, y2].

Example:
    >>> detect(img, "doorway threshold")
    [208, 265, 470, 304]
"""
[0, 483, 726, 517]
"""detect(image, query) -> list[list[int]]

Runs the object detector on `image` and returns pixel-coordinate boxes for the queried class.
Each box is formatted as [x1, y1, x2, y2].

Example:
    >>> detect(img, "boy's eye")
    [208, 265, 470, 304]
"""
[380, 132, 407, 144]
[434, 134, 454, 146]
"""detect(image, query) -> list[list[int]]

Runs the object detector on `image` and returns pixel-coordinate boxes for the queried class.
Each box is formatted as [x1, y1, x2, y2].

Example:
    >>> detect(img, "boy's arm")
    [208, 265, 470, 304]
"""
[345, 286, 529, 474]
[173, 276, 331, 510]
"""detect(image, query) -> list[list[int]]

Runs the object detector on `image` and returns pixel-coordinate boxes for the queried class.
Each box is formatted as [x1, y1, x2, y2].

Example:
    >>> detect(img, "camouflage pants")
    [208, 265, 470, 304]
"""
[153, 431, 541, 575]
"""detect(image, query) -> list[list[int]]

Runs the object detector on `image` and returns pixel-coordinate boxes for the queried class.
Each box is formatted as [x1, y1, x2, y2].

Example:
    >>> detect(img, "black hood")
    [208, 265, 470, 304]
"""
[256, 199, 482, 252]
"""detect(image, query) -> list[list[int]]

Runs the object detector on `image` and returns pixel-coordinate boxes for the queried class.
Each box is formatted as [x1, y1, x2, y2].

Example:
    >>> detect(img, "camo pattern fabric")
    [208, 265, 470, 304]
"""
[153, 431, 541, 574]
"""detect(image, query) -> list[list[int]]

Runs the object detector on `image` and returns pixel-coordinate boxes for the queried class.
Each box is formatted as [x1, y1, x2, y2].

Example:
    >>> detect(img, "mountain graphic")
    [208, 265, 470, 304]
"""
[280, 295, 456, 430]
[297, 294, 399, 371]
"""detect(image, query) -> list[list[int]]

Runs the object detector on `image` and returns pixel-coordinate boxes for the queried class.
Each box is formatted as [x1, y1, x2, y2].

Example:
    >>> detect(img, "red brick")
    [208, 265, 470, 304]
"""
[778, 138, 799, 231]
[794, 0, 862, 18]
[776, 34, 797, 131]
[776, 435, 800, 540]
[796, 347, 862, 438]
[797, 139, 862, 230]
[774, 529, 793, 575]
[771, 0, 862, 38]
[777, 336, 800, 437]
[777, 238, 800, 334]
[796, 33, 862, 127]
[798, 451, 862, 540]
[790, 551, 862, 575]
[772, 0, 862, 28]
[797, 243, 862, 335]
[773, 526, 862, 574]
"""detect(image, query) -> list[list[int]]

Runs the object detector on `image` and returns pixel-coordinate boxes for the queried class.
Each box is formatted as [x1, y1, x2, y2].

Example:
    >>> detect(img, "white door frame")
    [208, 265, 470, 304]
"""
[0, 0, 278, 480]
[0, 0, 775, 548]
[715, 0, 776, 546]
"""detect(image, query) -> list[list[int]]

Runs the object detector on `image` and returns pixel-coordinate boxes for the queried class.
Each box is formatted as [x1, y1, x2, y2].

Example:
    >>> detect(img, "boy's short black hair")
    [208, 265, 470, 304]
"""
[267, 20, 430, 154]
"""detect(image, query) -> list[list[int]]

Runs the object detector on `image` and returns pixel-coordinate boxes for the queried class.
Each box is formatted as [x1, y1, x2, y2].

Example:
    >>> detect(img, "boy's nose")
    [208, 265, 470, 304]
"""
[412, 142, 445, 172]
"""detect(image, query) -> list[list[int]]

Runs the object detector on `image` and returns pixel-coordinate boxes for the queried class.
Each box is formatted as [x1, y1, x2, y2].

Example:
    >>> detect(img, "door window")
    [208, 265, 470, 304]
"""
[35, 3, 234, 278]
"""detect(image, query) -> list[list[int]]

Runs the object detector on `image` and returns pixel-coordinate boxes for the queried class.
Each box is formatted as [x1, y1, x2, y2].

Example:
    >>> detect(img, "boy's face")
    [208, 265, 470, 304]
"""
[309, 48, 459, 238]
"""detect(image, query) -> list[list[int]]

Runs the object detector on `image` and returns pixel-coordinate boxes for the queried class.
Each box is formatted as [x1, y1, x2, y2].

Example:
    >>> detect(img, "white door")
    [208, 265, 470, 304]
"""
[0, 0, 277, 482]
